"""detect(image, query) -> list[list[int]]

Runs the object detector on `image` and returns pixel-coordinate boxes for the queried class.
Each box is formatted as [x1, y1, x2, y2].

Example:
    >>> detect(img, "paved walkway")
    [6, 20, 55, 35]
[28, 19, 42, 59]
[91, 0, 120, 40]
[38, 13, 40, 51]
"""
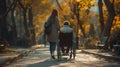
[6, 46, 120, 67]
[82, 49, 120, 61]
[0, 45, 44, 67]
[0, 45, 120, 67]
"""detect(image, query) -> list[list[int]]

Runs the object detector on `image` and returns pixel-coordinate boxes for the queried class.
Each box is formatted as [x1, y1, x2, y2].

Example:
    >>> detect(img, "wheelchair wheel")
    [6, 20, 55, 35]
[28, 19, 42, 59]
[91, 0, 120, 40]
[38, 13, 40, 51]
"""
[72, 42, 76, 59]
[57, 44, 61, 60]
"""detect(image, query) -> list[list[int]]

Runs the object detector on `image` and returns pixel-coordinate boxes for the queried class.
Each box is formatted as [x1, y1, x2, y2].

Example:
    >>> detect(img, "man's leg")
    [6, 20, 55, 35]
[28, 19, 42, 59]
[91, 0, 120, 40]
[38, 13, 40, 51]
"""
[66, 46, 70, 54]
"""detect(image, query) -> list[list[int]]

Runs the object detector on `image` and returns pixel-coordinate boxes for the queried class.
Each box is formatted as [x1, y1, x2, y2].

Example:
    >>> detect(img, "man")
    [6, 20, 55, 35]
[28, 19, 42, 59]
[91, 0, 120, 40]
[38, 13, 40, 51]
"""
[59, 21, 73, 55]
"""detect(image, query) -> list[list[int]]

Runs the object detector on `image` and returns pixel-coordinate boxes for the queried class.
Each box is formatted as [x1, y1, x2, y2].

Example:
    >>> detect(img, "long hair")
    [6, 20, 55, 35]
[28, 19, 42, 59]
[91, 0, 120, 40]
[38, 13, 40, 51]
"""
[51, 9, 58, 18]
[49, 9, 58, 23]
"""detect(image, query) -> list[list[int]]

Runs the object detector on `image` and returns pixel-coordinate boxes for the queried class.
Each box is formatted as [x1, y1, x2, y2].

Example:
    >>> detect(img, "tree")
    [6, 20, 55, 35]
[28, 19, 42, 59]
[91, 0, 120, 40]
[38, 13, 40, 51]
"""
[98, 0, 104, 34]
[10, 0, 17, 45]
[18, 0, 30, 38]
[103, 0, 115, 36]
[0, 0, 8, 41]
[28, 6, 36, 45]
[32, 0, 54, 43]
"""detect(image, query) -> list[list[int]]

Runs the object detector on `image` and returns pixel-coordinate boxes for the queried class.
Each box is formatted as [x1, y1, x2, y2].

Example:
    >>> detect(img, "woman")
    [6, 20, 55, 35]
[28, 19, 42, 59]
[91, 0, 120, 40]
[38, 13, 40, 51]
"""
[46, 9, 60, 60]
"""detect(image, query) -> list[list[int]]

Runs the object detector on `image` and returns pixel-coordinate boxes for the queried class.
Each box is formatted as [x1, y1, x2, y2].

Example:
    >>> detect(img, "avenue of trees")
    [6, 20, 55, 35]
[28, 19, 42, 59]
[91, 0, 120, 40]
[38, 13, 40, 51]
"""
[0, 0, 120, 52]
[0, 0, 54, 48]
[56, 0, 120, 50]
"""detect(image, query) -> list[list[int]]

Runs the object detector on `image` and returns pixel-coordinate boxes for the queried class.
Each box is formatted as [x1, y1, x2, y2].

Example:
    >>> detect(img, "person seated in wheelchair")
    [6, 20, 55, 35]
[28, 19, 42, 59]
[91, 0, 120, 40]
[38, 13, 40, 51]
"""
[59, 21, 73, 56]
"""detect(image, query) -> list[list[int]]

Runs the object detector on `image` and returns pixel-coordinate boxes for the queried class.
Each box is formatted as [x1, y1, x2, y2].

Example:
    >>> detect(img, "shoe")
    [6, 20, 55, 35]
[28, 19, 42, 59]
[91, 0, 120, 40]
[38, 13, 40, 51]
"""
[51, 56, 56, 60]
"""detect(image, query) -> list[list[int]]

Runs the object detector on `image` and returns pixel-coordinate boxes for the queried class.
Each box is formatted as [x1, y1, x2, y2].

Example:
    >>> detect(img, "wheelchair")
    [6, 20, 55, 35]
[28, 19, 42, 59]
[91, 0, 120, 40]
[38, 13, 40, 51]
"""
[57, 32, 76, 60]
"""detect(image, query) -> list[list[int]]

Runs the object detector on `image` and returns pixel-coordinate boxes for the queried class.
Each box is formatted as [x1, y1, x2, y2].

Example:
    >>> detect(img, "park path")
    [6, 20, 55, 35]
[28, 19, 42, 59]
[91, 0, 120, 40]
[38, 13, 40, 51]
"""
[6, 45, 120, 67]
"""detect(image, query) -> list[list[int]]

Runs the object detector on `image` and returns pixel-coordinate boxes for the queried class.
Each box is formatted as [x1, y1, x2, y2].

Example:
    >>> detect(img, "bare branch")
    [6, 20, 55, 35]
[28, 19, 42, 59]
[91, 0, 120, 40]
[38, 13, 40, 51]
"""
[55, 0, 63, 10]
[4, 0, 16, 17]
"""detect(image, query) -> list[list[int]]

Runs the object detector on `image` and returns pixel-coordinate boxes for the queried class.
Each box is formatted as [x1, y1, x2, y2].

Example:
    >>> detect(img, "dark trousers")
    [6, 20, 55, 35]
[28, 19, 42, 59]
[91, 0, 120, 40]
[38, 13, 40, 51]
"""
[49, 42, 56, 57]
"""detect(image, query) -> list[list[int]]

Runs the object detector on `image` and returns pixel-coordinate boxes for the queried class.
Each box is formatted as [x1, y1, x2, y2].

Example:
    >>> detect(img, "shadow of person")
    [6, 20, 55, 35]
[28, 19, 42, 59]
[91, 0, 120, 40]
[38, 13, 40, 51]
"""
[27, 58, 69, 67]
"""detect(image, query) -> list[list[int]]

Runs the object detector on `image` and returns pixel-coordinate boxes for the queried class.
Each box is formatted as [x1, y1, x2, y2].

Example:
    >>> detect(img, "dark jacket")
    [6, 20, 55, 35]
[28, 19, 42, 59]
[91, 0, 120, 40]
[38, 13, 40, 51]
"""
[59, 25, 73, 47]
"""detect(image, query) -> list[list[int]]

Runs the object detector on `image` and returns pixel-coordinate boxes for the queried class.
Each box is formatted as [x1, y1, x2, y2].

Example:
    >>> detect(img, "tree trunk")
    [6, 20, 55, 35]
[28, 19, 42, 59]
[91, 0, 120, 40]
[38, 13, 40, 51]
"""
[11, 0, 17, 44]
[76, 14, 86, 37]
[103, 0, 115, 36]
[0, 0, 8, 41]
[28, 7, 36, 45]
[75, 3, 86, 37]
[89, 24, 95, 37]
[102, 0, 115, 49]
[23, 9, 30, 37]
[98, 0, 104, 35]
[56, 0, 63, 10]
[18, 0, 30, 38]
[19, 8, 23, 37]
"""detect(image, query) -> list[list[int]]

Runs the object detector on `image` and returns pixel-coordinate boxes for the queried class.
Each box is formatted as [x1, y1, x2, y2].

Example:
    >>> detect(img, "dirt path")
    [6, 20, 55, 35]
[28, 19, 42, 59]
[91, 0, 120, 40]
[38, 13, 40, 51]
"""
[6, 46, 120, 67]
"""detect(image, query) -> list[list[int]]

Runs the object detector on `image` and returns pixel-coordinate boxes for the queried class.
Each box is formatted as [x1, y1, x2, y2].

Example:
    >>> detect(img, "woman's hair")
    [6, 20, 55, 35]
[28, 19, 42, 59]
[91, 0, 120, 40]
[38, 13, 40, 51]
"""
[49, 9, 58, 23]
[51, 9, 58, 17]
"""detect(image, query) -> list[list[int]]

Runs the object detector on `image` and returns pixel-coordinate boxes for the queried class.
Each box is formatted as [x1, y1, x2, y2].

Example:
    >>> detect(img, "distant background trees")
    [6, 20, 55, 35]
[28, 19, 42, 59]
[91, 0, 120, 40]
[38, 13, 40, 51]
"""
[0, 0, 120, 49]
[0, 0, 54, 48]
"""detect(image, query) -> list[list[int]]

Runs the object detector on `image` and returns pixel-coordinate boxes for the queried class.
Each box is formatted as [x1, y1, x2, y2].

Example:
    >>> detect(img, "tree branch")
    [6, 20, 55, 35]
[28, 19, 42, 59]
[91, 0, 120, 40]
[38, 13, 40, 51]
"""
[18, 0, 25, 9]
[56, 0, 63, 10]
[4, 0, 16, 17]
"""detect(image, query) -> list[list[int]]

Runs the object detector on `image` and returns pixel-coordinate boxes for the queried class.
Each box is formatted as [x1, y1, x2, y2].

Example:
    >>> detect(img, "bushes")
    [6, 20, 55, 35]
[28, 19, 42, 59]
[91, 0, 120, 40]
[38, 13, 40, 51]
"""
[83, 36, 98, 49]
[109, 29, 120, 49]
[108, 29, 120, 55]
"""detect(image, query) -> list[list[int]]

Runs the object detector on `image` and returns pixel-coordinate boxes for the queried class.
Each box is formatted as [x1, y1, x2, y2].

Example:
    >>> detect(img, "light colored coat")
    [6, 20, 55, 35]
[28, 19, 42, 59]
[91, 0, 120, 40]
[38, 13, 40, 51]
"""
[47, 16, 60, 42]
[60, 25, 73, 33]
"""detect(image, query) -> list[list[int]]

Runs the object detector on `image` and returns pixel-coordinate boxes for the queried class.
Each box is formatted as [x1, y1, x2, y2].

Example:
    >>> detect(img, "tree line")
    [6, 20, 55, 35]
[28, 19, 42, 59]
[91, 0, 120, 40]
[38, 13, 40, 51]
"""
[0, 0, 35, 48]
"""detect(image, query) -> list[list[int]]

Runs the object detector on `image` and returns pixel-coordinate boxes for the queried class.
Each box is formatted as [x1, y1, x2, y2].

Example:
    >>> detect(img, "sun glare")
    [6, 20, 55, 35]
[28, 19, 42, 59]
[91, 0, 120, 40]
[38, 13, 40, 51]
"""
[76, 0, 81, 2]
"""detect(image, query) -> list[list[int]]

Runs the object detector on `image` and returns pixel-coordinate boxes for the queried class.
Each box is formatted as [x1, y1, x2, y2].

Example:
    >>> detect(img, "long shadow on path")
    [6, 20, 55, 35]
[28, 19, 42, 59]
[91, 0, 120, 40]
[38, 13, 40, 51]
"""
[28, 58, 69, 67]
